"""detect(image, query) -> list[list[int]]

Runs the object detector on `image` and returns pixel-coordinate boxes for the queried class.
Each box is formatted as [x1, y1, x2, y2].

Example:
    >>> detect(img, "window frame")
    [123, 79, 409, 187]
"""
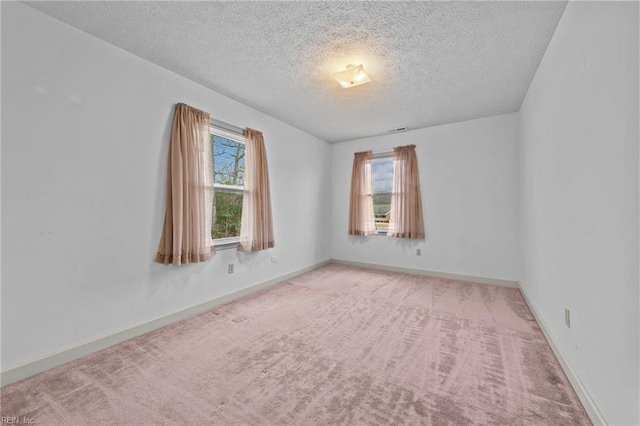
[210, 125, 246, 248]
[371, 153, 393, 235]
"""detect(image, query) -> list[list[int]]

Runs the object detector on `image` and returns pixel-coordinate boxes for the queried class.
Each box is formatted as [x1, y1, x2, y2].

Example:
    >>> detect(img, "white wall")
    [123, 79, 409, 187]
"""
[1, 3, 331, 369]
[331, 113, 519, 281]
[4, 2, 639, 422]
[518, 1, 639, 424]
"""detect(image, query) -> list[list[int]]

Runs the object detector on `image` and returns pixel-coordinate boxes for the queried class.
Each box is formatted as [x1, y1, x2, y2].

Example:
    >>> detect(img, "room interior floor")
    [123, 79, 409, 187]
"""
[1, 264, 591, 425]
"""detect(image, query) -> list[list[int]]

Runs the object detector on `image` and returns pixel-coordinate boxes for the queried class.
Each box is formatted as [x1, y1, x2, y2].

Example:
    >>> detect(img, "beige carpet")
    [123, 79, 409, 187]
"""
[1, 264, 591, 424]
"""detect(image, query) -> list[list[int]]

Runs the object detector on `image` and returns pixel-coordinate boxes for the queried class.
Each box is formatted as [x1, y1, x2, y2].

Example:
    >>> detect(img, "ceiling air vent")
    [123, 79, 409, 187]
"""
[387, 126, 408, 134]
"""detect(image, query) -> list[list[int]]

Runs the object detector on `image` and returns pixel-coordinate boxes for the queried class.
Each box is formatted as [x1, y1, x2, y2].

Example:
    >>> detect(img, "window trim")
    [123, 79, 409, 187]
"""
[211, 124, 246, 247]
[215, 183, 244, 193]
[210, 126, 245, 145]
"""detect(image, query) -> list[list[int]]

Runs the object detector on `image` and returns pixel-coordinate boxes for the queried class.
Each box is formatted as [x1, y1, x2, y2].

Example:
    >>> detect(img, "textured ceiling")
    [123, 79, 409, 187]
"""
[25, 1, 567, 143]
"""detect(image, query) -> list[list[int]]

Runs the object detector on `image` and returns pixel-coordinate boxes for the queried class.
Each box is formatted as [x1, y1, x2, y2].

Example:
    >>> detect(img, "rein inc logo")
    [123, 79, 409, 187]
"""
[1, 418, 35, 425]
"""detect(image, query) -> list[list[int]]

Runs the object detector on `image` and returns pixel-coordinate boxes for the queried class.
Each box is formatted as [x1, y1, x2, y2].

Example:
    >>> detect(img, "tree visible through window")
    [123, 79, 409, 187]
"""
[212, 132, 245, 241]
[372, 157, 393, 233]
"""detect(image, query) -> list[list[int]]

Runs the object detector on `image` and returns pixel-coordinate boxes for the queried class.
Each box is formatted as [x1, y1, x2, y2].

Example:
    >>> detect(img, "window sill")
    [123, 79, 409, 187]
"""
[213, 237, 239, 250]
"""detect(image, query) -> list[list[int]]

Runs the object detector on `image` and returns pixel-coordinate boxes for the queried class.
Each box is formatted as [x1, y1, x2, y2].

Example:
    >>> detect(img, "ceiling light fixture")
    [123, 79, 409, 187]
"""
[333, 64, 371, 89]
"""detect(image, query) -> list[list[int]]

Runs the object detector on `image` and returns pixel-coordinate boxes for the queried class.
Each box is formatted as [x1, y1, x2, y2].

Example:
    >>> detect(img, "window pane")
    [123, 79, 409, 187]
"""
[212, 191, 243, 239]
[372, 158, 393, 232]
[212, 135, 245, 186]
[211, 132, 245, 241]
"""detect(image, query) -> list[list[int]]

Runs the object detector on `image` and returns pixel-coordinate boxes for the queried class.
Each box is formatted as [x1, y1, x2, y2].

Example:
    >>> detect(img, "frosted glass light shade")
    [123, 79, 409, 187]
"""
[333, 64, 371, 88]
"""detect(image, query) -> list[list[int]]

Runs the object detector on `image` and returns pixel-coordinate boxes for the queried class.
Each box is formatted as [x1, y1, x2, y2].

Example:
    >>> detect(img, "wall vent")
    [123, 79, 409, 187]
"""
[387, 126, 408, 133]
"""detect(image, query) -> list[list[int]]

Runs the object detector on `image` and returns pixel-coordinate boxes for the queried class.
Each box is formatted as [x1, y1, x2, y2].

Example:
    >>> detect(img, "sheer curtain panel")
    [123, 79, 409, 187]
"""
[348, 150, 376, 236]
[388, 144, 425, 239]
[238, 128, 275, 252]
[155, 103, 215, 265]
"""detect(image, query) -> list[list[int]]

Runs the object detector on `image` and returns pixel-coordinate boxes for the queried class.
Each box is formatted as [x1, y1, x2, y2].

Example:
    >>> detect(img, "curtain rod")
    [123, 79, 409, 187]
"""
[210, 118, 244, 136]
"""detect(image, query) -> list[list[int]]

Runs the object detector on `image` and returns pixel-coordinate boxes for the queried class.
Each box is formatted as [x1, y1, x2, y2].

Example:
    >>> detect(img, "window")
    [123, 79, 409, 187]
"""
[211, 127, 245, 244]
[371, 156, 393, 234]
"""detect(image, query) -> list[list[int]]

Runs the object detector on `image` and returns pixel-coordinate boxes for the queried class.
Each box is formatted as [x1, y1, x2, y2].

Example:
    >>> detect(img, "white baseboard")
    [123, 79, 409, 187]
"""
[519, 285, 607, 426]
[330, 258, 519, 288]
[2, 258, 604, 426]
[1, 260, 330, 387]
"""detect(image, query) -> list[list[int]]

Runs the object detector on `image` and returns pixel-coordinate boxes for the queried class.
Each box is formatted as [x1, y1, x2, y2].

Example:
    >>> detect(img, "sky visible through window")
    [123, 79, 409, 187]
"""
[372, 159, 393, 193]
[213, 135, 245, 186]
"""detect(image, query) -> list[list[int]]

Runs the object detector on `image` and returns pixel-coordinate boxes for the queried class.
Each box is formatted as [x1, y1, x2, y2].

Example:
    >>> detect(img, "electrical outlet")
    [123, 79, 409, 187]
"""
[228, 263, 234, 274]
[416, 248, 422, 256]
[564, 308, 570, 328]
[271, 256, 278, 263]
